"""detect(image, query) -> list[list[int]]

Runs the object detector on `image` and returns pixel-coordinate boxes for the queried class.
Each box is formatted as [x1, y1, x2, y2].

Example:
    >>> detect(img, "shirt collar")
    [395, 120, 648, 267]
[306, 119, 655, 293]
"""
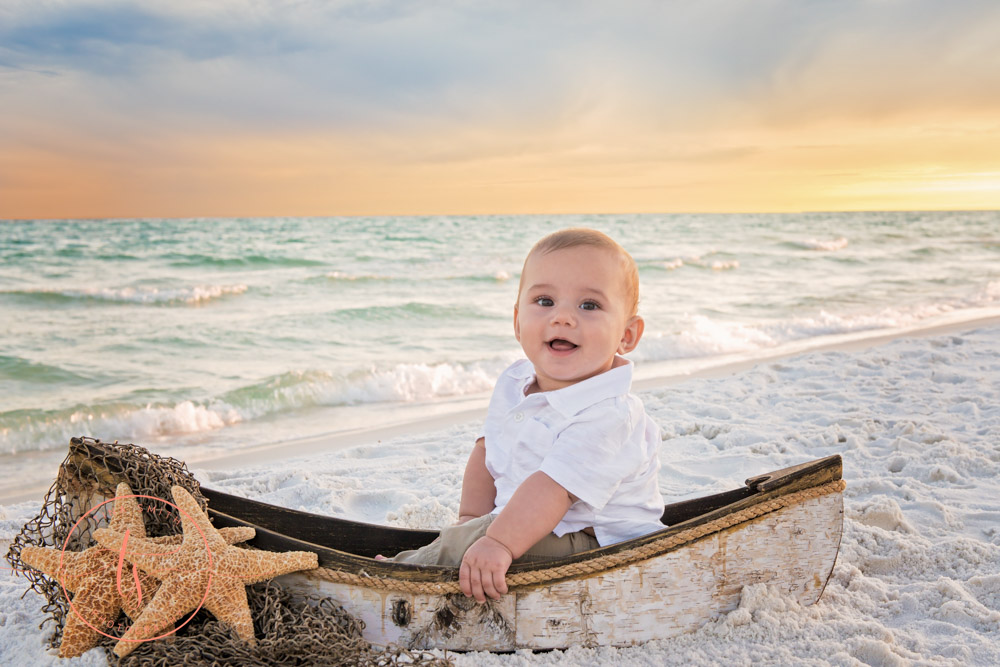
[516, 356, 634, 416]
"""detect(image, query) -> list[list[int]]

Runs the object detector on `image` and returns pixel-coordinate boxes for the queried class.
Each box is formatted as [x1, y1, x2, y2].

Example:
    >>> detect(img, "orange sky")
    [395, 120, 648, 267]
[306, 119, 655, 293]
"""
[2, 2, 999, 219]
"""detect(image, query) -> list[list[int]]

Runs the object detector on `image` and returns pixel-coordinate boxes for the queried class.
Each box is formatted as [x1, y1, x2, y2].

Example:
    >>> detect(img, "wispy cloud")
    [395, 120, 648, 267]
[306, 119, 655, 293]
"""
[4, 1, 992, 128]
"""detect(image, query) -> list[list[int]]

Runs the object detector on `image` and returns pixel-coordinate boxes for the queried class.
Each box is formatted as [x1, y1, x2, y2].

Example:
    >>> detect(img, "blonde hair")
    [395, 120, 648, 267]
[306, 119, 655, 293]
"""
[516, 228, 640, 316]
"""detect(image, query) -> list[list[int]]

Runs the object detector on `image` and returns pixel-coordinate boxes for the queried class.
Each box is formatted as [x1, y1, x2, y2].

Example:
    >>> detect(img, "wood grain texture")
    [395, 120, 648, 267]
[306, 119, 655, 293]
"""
[513, 491, 843, 649]
[276, 491, 844, 650]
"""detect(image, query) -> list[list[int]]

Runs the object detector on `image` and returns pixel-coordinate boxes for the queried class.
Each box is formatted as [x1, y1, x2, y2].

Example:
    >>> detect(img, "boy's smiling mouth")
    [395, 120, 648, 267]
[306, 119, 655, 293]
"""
[547, 338, 578, 352]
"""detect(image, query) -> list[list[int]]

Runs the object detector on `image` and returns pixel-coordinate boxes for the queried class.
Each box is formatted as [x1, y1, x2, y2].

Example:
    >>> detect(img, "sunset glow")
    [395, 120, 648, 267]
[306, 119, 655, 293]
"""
[2, 1, 999, 219]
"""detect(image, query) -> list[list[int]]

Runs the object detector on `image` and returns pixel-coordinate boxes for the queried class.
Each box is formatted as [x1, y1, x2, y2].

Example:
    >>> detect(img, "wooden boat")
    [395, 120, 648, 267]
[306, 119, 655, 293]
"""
[62, 439, 845, 651]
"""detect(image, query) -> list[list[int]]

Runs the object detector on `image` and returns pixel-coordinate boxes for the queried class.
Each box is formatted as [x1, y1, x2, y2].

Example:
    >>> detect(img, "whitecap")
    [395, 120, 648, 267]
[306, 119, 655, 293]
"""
[711, 260, 739, 271]
[325, 271, 390, 281]
[801, 237, 849, 251]
[62, 284, 247, 305]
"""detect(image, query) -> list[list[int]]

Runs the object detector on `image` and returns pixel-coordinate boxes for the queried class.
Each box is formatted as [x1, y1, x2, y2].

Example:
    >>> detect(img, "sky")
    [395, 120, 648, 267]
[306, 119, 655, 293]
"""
[2, 0, 1000, 219]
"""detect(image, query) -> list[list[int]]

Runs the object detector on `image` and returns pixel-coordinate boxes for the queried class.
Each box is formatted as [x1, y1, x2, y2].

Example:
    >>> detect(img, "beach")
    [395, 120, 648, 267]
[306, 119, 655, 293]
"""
[6, 0, 1000, 661]
[3, 317, 999, 666]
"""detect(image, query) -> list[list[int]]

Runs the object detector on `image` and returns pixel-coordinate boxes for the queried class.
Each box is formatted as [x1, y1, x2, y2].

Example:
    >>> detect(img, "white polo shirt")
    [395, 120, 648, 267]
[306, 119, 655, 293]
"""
[481, 357, 666, 546]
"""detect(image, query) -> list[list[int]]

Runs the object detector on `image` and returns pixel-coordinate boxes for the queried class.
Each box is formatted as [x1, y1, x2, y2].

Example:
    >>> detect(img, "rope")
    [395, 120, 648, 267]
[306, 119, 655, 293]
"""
[311, 478, 846, 595]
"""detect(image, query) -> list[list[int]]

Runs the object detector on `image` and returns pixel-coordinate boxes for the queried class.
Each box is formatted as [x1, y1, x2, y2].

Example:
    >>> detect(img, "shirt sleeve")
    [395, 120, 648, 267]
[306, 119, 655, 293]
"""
[480, 360, 526, 473]
[537, 402, 641, 511]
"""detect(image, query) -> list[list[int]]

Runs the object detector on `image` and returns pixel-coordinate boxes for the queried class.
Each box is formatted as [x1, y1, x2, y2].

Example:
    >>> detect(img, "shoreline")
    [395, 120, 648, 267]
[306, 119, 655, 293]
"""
[3, 312, 999, 666]
[202, 310, 1000, 472]
[2, 311, 999, 507]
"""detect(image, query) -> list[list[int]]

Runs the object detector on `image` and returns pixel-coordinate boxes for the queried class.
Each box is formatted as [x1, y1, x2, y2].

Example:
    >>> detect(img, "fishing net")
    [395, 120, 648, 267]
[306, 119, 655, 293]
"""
[5, 437, 452, 666]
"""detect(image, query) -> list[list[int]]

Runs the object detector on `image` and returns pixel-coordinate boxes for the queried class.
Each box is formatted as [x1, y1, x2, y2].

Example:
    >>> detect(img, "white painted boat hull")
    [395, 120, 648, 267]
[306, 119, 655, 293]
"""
[277, 490, 844, 651]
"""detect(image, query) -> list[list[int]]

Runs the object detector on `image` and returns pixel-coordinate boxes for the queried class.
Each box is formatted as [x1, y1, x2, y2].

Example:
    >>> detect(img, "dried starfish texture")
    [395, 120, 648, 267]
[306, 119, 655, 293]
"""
[94, 485, 318, 658]
[20, 483, 255, 658]
[20, 482, 152, 657]
[163, 525, 257, 547]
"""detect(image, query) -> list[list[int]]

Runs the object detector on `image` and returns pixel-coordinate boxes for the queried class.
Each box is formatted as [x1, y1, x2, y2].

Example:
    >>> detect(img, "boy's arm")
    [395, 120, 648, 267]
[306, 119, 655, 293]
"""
[457, 438, 496, 524]
[459, 471, 573, 602]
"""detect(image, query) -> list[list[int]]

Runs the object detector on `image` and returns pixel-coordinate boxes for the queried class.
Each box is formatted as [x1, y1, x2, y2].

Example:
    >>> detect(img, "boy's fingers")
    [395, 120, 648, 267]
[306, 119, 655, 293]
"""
[464, 564, 486, 602]
[472, 570, 487, 602]
[459, 539, 510, 602]
[494, 570, 508, 597]
[481, 570, 499, 601]
[459, 562, 472, 597]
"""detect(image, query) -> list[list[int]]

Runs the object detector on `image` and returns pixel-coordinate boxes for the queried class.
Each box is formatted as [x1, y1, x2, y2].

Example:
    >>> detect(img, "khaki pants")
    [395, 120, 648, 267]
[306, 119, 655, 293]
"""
[390, 514, 599, 566]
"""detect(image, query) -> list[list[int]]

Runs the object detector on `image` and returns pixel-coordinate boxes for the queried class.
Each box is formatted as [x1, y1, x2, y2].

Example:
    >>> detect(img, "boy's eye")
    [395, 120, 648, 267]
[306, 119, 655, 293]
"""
[580, 301, 600, 311]
[534, 297, 554, 307]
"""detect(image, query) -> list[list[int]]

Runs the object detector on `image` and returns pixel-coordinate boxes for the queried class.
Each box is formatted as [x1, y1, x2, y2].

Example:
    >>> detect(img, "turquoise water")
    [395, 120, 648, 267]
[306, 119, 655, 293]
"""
[2, 212, 999, 458]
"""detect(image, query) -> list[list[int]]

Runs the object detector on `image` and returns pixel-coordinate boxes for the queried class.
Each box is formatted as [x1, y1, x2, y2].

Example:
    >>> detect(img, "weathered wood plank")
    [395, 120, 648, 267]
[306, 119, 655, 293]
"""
[59, 437, 845, 650]
[274, 490, 844, 651]
[744, 455, 843, 493]
[273, 576, 518, 650]
[512, 490, 843, 649]
[67, 438, 841, 576]
[203, 487, 439, 557]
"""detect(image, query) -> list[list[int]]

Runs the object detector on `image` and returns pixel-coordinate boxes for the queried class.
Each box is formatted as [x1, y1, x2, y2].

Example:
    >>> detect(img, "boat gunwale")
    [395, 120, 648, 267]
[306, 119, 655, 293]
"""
[204, 454, 844, 584]
[59, 439, 842, 586]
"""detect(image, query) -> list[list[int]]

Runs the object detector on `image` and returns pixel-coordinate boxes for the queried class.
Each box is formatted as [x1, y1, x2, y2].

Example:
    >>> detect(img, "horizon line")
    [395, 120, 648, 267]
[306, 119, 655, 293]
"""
[3, 206, 998, 223]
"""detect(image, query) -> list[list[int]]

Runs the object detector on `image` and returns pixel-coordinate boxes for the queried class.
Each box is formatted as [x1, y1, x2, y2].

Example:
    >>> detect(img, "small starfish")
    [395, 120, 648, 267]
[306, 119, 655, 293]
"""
[94, 485, 318, 658]
[20, 483, 254, 658]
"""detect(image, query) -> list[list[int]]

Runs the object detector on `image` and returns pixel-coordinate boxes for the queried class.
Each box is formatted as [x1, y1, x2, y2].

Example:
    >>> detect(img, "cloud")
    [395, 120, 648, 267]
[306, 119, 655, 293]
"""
[1, 1, 557, 127]
[3, 1, 1000, 217]
[3, 0, 1000, 138]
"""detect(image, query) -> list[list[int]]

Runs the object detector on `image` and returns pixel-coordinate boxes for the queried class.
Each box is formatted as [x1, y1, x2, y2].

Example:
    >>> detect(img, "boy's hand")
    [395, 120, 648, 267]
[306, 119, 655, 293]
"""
[459, 535, 512, 602]
[458, 471, 572, 602]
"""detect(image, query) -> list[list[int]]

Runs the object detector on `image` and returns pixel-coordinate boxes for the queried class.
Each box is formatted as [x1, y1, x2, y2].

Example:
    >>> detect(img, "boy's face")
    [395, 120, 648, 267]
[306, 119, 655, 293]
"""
[514, 245, 643, 393]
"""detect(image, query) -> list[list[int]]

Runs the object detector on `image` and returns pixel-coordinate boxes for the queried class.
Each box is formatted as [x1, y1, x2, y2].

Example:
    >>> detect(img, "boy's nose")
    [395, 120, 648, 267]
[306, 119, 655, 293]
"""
[549, 305, 576, 326]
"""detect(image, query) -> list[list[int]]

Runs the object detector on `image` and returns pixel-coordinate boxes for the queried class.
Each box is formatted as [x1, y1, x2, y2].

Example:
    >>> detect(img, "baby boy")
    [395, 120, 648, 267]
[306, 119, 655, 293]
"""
[387, 228, 665, 602]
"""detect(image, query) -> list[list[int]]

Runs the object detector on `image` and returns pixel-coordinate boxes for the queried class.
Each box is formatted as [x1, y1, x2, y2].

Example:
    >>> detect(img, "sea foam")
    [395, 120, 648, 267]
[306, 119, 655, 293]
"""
[800, 237, 849, 251]
[0, 357, 514, 455]
[631, 290, 1000, 365]
[3, 284, 248, 306]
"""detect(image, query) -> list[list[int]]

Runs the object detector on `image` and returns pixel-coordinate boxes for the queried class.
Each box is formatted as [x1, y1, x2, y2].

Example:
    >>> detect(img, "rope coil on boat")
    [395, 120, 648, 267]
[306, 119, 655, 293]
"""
[311, 478, 847, 595]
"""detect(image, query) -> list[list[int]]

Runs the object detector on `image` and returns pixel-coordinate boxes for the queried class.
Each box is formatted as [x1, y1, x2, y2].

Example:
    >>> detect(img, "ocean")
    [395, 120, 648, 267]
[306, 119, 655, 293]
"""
[2, 212, 999, 473]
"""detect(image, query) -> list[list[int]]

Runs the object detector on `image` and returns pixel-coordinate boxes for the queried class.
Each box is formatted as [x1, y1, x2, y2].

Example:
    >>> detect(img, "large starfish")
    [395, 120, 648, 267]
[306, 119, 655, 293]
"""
[20, 482, 255, 658]
[94, 485, 318, 658]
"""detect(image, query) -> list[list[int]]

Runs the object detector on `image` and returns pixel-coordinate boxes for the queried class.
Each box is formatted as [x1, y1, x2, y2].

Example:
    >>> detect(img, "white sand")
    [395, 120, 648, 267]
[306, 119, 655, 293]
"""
[2, 322, 999, 665]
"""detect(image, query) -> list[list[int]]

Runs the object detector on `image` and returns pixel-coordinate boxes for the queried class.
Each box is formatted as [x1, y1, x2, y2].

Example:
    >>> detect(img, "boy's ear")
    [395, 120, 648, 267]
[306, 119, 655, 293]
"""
[513, 305, 521, 342]
[618, 315, 644, 354]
